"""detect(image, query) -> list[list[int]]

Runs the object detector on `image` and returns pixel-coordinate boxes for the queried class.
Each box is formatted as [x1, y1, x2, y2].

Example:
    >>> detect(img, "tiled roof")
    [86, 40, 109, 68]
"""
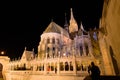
[43, 21, 69, 37]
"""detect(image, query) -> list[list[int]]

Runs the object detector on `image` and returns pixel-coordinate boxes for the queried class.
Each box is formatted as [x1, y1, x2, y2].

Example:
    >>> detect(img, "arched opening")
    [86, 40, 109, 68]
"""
[65, 62, 69, 71]
[109, 46, 119, 75]
[0, 63, 3, 78]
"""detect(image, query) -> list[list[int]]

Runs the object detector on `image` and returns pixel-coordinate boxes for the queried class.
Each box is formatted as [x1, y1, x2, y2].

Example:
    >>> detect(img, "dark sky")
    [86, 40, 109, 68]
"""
[0, 0, 103, 59]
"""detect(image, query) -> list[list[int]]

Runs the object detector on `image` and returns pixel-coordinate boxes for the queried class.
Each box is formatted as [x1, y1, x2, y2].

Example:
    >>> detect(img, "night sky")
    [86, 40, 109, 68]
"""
[0, 0, 103, 59]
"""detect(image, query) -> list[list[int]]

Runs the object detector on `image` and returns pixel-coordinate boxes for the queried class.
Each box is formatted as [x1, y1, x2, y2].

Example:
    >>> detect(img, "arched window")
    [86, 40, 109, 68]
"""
[65, 62, 69, 71]
[51, 63, 54, 71]
[53, 47, 55, 57]
[53, 47, 55, 51]
[39, 63, 42, 71]
[52, 37, 55, 44]
[47, 38, 50, 44]
[80, 46, 83, 56]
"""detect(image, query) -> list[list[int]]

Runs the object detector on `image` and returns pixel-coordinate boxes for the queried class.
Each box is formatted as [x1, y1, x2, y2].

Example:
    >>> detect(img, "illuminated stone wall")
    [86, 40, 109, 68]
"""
[0, 56, 10, 80]
[99, 0, 120, 75]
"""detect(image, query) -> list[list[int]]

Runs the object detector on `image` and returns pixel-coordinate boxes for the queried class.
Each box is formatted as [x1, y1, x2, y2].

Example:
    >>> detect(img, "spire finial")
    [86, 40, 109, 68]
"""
[80, 22, 85, 31]
[70, 8, 74, 19]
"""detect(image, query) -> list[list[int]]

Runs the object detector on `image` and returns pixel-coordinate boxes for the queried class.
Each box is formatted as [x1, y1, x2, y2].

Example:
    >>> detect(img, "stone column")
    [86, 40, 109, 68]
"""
[46, 53, 47, 59]
[57, 58, 60, 75]
[44, 60, 47, 75]
[73, 56, 77, 75]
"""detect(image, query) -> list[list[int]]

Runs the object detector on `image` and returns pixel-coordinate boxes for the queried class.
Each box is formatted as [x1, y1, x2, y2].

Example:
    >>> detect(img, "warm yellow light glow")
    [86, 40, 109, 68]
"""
[1, 51, 4, 55]
[63, 53, 66, 56]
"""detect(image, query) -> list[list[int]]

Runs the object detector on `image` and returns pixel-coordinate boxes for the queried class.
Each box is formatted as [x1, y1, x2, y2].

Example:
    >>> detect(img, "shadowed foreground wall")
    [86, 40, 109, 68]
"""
[99, 0, 120, 75]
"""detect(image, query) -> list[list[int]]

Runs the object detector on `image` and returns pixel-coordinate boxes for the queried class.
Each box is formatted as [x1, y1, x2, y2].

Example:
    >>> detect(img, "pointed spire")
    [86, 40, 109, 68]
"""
[80, 22, 85, 31]
[70, 8, 74, 19]
[69, 8, 78, 33]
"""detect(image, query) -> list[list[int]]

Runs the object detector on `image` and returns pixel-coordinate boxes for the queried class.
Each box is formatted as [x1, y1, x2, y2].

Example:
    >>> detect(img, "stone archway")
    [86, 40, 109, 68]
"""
[0, 56, 10, 80]
[0, 63, 3, 78]
[109, 46, 119, 75]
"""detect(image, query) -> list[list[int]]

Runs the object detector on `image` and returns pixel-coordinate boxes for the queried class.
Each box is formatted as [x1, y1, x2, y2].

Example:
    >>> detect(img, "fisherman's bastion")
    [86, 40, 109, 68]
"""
[0, 0, 120, 79]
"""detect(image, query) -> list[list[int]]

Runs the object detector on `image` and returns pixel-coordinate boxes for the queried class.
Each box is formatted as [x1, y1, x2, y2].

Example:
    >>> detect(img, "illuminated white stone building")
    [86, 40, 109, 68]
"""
[2, 8, 107, 80]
